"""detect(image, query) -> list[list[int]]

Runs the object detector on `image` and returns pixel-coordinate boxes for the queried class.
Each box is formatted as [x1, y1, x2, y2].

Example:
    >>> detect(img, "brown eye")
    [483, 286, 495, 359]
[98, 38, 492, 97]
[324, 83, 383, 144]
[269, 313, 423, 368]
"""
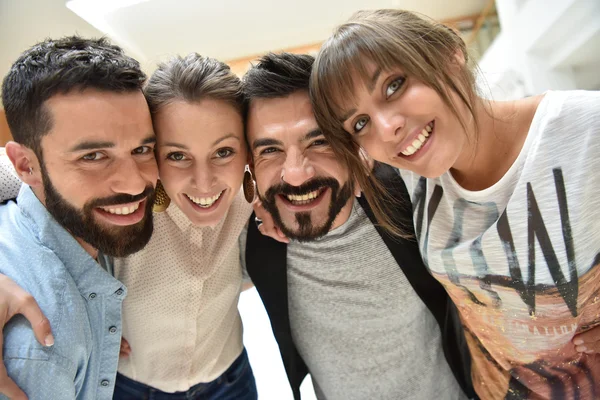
[82, 152, 105, 161]
[167, 152, 186, 161]
[215, 148, 234, 158]
[133, 146, 153, 155]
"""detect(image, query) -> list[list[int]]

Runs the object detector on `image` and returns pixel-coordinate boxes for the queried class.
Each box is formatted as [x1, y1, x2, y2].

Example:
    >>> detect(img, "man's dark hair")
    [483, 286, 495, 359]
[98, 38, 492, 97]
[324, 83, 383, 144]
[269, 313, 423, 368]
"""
[242, 52, 314, 102]
[1, 36, 146, 157]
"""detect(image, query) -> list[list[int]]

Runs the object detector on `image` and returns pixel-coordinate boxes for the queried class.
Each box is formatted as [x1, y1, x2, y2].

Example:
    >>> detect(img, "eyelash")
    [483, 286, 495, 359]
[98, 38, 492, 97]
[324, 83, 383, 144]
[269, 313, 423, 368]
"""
[81, 152, 105, 161]
[215, 147, 235, 159]
[259, 147, 279, 156]
[351, 76, 406, 134]
[167, 152, 186, 161]
[385, 76, 405, 98]
[310, 139, 328, 147]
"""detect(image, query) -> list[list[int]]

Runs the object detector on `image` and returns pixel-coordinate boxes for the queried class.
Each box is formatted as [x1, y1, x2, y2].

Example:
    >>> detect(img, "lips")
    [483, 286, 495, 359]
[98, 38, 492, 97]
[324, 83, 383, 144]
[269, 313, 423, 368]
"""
[185, 190, 224, 208]
[278, 187, 329, 211]
[183, 189, 227, 213]
[94, 199, 147, 226]
[396, 120, 435, 159]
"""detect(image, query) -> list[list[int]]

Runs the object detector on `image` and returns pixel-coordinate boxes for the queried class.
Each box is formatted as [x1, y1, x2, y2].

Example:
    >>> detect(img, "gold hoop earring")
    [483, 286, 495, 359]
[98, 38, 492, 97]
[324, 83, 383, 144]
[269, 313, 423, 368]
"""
[153, 180, 170, 213]
[243, 165, 256, 203]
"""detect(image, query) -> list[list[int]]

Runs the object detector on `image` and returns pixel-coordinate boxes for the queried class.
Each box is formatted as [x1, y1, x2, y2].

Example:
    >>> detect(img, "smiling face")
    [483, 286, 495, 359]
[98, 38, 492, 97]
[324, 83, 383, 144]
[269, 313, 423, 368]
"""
[340, 63, 471, 178]
[247, 90, 354, 241]
[155, 99, 246, 227]
[38, 89, 157, 257]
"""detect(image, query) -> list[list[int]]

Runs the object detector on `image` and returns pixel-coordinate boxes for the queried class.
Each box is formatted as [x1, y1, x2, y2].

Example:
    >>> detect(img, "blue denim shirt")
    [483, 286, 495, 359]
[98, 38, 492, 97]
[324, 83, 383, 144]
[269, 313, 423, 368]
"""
[0, 186, 127, 399]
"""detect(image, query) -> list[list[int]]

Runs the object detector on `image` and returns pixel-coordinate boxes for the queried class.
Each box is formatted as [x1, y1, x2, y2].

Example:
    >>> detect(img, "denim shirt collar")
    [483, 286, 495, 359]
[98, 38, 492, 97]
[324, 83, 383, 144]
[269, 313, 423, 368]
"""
[16, 185, 125, 298]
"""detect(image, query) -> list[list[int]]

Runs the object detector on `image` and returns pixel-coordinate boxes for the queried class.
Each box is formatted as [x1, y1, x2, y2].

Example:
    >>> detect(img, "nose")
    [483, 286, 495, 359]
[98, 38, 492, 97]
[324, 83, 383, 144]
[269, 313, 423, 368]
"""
[281, 147, 315, 187]
[192, 161, 217, 192]
[110, 157, 152, 196]
[374, 109, 405, 143]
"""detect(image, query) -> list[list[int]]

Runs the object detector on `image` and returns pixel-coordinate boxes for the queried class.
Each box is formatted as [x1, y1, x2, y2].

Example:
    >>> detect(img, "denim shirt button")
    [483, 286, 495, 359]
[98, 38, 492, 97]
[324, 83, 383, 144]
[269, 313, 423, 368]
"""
[100, 380, 109, 387]
[109, 326, 117, 334]
[115, 289, 124, 296]
[89, 293, 97, 300]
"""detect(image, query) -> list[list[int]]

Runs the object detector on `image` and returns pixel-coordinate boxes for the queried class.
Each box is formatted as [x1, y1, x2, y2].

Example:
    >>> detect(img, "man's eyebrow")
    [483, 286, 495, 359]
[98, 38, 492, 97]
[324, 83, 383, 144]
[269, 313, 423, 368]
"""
[69, 135, 156, 152]
[252, 138, 283, 151]
[141, 135, 156, 145]
[69, 141, 114, 152]
[302, 128, 323, 141]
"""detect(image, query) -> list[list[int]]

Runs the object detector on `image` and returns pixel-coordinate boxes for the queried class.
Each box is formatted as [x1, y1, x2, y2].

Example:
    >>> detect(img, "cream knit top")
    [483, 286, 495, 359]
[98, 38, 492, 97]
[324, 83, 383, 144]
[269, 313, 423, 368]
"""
[115, 191, 252, 392]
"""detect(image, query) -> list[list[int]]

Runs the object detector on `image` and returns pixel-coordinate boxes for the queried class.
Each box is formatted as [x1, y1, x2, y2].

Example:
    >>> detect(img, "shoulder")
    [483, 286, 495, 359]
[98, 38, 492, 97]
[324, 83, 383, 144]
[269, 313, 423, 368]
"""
[218, 189, 253, 238]
[229, 189, 253, 221]
[536, 90, 600, 128]
[0, 242, 84, 358]
[0, 149, 21, 203]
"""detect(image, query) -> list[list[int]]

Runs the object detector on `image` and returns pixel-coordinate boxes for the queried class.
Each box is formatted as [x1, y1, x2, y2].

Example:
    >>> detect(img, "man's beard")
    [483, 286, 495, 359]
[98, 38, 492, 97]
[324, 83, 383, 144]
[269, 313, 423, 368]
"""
[258, 177, 353, 242]
[41, 165, 155, 257]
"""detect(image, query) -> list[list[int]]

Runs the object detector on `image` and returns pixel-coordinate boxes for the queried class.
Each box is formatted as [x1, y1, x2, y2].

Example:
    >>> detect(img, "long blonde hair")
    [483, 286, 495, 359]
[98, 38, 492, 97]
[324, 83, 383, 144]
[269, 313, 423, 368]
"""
[310, 9, 480, 236]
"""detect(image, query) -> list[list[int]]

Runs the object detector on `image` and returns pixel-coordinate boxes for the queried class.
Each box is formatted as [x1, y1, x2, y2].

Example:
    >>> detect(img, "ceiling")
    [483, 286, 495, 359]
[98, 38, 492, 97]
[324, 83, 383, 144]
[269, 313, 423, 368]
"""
[65, 0, 489, 67]
[0, 0, 488, 105]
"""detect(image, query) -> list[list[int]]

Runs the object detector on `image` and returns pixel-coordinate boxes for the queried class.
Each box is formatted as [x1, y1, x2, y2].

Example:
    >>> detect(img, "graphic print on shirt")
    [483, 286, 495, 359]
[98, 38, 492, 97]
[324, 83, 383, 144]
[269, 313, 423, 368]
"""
[412, 170, 600, 400]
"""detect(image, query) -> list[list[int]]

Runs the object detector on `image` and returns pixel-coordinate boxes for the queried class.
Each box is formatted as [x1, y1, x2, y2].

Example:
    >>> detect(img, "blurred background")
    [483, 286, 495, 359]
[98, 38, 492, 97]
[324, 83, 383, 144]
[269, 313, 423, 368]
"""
[1, 0, 599, 398]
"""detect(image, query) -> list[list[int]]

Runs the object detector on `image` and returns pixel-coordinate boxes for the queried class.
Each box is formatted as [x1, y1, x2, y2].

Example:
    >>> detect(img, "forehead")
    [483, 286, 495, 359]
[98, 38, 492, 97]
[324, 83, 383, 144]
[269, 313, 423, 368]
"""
[154, 99, 244, 144]
[247, 91, 317, 142]
[43, 89, 153, 148]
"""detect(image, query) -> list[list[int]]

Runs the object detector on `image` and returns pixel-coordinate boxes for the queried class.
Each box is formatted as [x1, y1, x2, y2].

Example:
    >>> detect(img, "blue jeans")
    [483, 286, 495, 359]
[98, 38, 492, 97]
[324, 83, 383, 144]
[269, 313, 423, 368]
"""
[113, 348, 258, 400]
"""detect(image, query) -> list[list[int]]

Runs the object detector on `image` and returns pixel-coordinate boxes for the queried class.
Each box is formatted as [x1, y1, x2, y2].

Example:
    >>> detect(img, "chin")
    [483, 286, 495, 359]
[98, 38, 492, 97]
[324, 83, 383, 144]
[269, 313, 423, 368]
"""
[189, 210, 227, 228]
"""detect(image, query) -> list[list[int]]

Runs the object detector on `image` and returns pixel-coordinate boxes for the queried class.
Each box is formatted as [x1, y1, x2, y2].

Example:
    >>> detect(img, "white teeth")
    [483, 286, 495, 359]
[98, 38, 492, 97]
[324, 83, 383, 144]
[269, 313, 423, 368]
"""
[286, 189, 320, 203]
[186, 190, 224, 208]
[401, 122, 434, 156]
[101, 203, 140, 215]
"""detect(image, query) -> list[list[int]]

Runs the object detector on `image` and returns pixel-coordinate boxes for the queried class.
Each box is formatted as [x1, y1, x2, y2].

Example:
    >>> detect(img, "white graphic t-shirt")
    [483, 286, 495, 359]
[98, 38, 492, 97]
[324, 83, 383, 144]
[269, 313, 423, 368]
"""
[400, 91, 600, 399]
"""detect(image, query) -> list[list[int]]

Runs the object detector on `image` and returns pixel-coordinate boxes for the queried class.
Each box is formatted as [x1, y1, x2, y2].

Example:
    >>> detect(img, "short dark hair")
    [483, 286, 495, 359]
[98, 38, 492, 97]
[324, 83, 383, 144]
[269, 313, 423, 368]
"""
[144, 53, 244, 117]
[1, 36, 146, 156]
[242, 52, 314, 102]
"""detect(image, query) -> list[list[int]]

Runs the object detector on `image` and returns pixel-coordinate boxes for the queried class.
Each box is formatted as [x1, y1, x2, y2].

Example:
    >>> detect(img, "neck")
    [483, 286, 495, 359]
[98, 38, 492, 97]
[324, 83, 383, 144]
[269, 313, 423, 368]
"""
[449, 95, 542, 191]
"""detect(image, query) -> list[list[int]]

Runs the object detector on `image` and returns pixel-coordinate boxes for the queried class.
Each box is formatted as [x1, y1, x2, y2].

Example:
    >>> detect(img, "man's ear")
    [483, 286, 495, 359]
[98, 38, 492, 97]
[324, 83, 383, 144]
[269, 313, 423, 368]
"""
[5, 141, 43, 187]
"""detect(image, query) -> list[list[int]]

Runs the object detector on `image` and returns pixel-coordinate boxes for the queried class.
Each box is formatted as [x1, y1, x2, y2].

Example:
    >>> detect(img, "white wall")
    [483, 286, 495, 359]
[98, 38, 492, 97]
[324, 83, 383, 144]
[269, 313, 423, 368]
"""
[0, 0, 148, 106]
[477, 0, 600, 100]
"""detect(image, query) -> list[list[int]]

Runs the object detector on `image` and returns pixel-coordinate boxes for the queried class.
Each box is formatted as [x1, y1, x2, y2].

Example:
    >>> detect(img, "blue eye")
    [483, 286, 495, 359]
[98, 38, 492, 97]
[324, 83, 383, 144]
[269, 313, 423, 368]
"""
[353, 117, 369, 133]
[386, 77, 405, 98]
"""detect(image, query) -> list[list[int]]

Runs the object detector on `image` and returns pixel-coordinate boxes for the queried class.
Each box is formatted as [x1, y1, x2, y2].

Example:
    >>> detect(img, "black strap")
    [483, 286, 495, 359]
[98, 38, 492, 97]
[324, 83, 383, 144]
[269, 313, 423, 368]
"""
[245, 163, 476, 399]
[360, 164, 476, 399]
[245, 213, 308, 400]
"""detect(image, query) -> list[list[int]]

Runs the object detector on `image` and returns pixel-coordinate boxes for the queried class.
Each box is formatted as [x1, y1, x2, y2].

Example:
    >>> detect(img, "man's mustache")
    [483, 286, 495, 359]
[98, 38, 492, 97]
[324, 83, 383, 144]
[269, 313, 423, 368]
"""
[265, 177, 339, 198]
[87, 185, 155, 208]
